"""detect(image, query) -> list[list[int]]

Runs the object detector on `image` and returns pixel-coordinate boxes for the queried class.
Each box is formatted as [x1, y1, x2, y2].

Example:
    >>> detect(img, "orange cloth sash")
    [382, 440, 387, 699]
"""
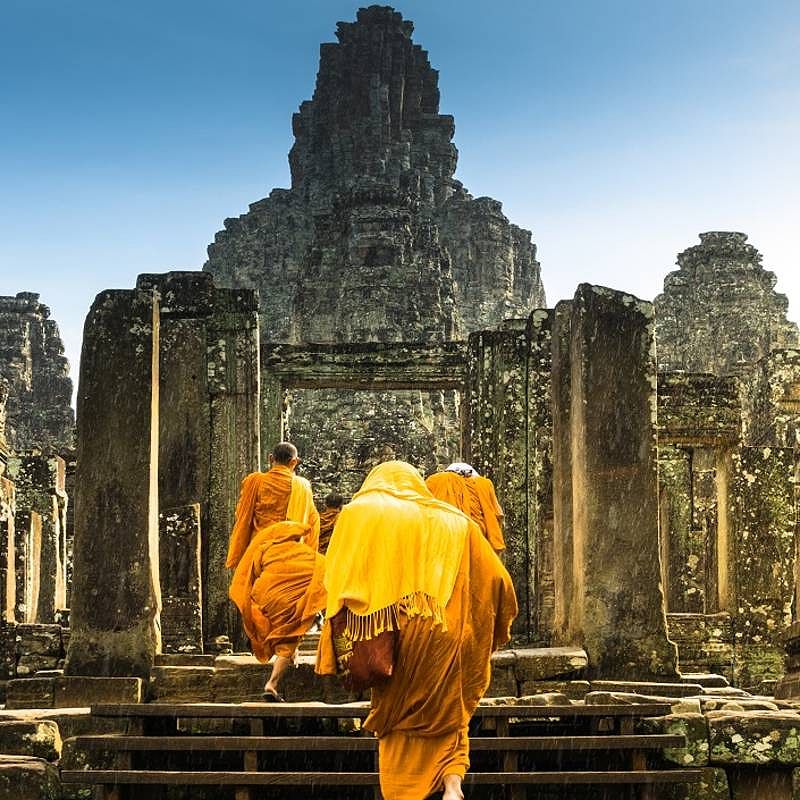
[229, 520, 326, 662]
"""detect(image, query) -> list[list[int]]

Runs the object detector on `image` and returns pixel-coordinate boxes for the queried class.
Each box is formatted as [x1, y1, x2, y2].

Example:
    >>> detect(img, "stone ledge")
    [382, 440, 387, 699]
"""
[0, 755, 61, 800]
[0, 720, 61, 761]
[708, 710, 800, 765]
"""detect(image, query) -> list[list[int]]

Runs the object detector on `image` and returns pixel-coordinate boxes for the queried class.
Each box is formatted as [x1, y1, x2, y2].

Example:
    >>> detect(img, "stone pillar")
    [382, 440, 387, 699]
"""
[732, 446, 797, 687]
[136, 272, 260, 648]
[467, 322, 531, 640]
[0, 477, 15, 624]
[64, 288, 160, 678]
[12, 510, 41, 624]
[6, 454, 67, 623]
[526, 310, 554, 641]
[207, 288, 260, 648]
[551, 300, 573, 644]
[159, 505, 203, 654]
[554, 284, 677, 679]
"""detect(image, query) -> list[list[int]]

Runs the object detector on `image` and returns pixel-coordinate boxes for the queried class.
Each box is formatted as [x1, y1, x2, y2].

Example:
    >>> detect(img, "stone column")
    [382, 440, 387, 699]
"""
[526, 310, 554, 641]
[0, 477, 15, 624]
[6, 454, 67, 623]
[555, 284, 677, 679]
[551, 300, 573, 644]
[467, 322, 531, 640]
[732, 446, 797, 687]
[159, 505, 203, 654]
[64, 288, 160, 678]
[207, 290, 260, 648]
[136, 272, 260, 648]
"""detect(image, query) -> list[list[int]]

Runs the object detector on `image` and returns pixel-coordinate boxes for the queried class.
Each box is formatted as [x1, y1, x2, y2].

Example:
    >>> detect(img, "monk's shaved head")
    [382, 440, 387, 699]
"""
[271, 442, 298, 465]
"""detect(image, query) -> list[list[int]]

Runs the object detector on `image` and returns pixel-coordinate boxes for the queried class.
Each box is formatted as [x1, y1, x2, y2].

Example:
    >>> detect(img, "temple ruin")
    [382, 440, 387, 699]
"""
[1, 5, 800, 800]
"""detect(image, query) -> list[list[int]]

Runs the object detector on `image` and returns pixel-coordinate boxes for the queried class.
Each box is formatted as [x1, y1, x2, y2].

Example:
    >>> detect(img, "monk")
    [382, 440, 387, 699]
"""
[426, 462, 506, 553]
[317, 461, 517, 800]
[227, 442, 324, 701]
[318, 492, 344, 555]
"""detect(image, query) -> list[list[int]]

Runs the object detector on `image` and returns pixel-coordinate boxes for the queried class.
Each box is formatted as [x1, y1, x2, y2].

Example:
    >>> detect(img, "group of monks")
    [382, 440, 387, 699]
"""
[226, 442, 518, 800]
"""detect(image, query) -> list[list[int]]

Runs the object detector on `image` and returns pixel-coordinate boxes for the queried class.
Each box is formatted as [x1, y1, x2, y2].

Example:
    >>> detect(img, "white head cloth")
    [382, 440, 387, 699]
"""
[445, 462, 479, 477]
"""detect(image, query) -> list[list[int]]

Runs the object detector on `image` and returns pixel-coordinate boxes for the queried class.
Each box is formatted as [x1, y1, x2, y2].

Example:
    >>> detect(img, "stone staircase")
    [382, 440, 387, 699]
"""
[60, 700, 703, 799]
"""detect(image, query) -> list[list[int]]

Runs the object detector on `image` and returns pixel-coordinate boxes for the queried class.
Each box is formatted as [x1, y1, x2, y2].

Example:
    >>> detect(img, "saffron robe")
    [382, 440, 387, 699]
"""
[226, 465, 320, 569]
[317, 461, 517, 800]
[318, 507, 341, 555]
[229, 520, 326, 662]
[426, 471, 506, 553]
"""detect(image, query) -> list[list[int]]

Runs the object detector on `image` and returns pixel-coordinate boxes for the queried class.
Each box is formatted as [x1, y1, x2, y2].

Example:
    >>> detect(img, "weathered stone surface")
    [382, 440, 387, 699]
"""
[709, 710, 800, 765]
[518, 680, 590, 700]
[0, 623, 15, 681]
[668, 613, 734, 681]
[730, 446, 796, 688]
[510, 646, 587, 683]
[655, 232, 799, 376]
[585, 691, 702, 715]
[53, 676, 142, 707]
[641, 712, 710, 767]
[0, 754, 61, 800]
[682, 673, 731, 689]
[64, 288, 160, 678]
[0, 720, 60, 761]
[159, 504, 203, 654]
[553, 284, 678, 678]
[0, 292, 74, 452]
[486, 651, 517, 697]
[590, 680, 704, 698]
[148, 666, 214, 703]
[5, 678, 54, 709]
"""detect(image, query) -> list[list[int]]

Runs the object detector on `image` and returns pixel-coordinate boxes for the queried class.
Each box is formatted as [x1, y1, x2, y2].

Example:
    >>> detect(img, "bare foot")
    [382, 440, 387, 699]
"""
[442, 774, 464, 800]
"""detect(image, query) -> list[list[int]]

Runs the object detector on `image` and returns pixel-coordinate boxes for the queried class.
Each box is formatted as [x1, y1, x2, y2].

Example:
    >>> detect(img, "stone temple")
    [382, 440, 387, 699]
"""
[3, 5, 800, 799]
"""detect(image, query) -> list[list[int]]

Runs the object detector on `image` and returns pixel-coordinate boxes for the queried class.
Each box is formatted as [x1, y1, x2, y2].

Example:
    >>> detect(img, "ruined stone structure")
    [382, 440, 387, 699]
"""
[205, 5, 545, 494]
[0, 293, 74, 453]
[65, 273, 259, 676]
[652, 234, 800, 688]
[655, 232, 799, 375]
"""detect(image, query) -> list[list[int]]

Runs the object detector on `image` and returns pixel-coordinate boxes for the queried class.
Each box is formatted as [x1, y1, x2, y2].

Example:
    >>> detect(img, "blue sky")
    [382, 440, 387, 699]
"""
[1, 1, 799, 388]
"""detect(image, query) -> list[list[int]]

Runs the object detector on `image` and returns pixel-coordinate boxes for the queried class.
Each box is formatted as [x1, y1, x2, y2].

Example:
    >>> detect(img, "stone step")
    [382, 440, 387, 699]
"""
[679, 672, 730, 688]
[73, 733, 686, 752]
[590, 680, 705, 698]
[154, 653, 216, 668]
[88, 701, 673, 720]
[61, 768, 703, 787]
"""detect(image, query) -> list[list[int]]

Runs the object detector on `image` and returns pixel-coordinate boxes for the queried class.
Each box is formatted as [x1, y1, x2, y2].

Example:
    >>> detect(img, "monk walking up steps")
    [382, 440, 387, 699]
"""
[318, 491, 344, 555]
[426, 462, 506, 554]
[317, 460, 518, 800]
[227, 442, 325, 701]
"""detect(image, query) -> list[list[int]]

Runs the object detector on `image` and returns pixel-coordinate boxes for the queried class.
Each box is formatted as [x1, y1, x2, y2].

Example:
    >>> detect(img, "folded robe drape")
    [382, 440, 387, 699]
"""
[425, 471, 506, 553]
[229, 520, 326, 662]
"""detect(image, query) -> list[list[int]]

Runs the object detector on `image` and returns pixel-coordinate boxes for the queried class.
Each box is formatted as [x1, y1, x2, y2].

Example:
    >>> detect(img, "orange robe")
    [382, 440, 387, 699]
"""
[426, 471, 506, 553]
[317, 462, 517, 800]
[229, 521, 326, 661]
[226, 465, 320, 569]
[318, 507, 340, 555]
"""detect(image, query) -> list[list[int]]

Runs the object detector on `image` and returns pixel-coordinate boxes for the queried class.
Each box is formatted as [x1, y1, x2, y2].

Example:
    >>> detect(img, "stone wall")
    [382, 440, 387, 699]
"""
[0, 293, 74, 453]
[204, 6, 545, 493]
